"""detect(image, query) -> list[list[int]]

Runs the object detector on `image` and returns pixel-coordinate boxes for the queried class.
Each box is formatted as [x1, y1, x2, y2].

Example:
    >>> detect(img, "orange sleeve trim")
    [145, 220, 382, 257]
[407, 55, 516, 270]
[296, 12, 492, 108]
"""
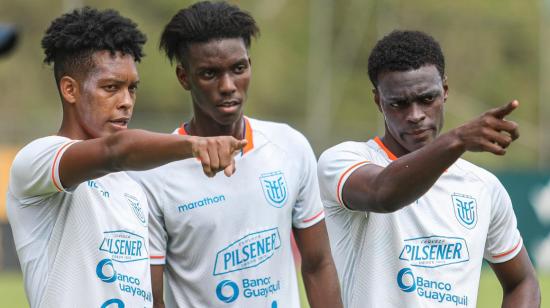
[51, 141, 77, 192]
[374, 137, 397, 161]
[336, 161, 370, 208]
[303, 210, 324, 223]
[493, 239, 521, 259]
[150, 255, 165, 259]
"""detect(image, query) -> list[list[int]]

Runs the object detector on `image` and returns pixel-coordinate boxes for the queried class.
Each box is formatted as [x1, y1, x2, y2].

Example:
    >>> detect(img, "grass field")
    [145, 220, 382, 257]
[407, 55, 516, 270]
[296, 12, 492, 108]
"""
[0, 270, 547, 307]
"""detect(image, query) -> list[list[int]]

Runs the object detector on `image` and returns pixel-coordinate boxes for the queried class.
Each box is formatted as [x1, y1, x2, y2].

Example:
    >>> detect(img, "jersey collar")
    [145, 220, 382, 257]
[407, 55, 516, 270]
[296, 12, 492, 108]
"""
[177, 117, 255, 156]
[374, 136, 397, 161]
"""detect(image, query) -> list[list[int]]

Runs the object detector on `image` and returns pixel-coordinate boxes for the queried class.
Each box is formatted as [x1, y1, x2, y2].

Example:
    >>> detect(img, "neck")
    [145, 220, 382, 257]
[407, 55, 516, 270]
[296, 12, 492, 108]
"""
[57, 109, 91, 140]
[186, 115, 245, 139]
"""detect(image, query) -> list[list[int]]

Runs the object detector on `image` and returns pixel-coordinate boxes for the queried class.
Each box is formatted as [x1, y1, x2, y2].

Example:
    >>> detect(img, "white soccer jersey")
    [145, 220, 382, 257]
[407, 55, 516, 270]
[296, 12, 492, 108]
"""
[131, 117, 325, 308]
[7, 136, 152, 308]
[317, 137, 522, 308]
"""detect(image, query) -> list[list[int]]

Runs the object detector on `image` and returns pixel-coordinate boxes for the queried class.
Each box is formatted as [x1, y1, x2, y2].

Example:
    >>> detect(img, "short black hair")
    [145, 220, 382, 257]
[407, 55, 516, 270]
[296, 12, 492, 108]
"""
[367, 30, 445, 88]
[41, 7, 147, 84]
[160, 1, 259, 65]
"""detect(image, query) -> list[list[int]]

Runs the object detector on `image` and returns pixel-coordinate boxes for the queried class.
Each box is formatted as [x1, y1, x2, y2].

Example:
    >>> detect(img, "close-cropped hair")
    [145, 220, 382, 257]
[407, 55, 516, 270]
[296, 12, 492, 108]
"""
[41, 7, 147, 84]
[160, 1, 259, 65]
[367, 30, 445, 88]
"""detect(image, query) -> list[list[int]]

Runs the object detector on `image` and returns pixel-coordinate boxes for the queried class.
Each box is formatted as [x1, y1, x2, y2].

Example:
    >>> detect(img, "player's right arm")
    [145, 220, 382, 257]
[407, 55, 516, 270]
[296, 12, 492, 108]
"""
[59, 129, 247, 188]
[342, 100, 520, 212]
[151, 265, 165, 308]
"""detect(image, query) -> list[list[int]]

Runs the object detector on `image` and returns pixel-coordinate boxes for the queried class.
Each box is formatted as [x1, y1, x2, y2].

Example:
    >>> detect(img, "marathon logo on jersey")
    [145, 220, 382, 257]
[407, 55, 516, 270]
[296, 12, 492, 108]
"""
[99, 230, 148, 263]
[177, 194, 226, 213]
[260, 171, 288, 208]
[399, 236, 470, 268]
[451, 193, 478, 229]
[124, 193, 146, 226]
[215, 277, 281, 304]
[87, 180, 110, 198]
[213, 228, 281, 276]
[396, 267, 468, 306]
[96, 258, 152, 303]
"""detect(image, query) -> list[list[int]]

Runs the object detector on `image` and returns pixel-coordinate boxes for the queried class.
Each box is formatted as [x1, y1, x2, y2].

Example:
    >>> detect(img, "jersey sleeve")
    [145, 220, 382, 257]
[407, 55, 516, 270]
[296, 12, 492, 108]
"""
[317, 142, 372, 210]
[9, 136, 78, 205]
[129, 170, 168, 265]
[291, 132, 325, 229]
[483, 178, 523, 263]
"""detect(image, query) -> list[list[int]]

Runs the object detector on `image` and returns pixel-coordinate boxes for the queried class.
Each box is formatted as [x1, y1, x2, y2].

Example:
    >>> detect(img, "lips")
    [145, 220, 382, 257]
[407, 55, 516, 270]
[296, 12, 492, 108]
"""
[216, 99, 242, 113]
[108, 117, 130, 128]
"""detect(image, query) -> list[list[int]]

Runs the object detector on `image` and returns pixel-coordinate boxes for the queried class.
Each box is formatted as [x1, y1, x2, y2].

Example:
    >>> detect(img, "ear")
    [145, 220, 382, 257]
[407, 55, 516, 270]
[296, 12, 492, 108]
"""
[373, 88, 382, 112]
[442, 75, 449, 102]
[176, 64, 191, 90]
[59, 76, 79, 104]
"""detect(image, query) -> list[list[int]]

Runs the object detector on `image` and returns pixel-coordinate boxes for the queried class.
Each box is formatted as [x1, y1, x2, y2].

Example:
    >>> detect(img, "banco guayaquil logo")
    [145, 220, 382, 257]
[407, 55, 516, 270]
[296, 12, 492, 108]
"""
[259, 171, 288, 208]
[216, 280, 239, 303]
[451, 193, 477, 229]
[96, 258, 117, 283]
[397, 267, 416, 293]
[125, 193, 146, 226]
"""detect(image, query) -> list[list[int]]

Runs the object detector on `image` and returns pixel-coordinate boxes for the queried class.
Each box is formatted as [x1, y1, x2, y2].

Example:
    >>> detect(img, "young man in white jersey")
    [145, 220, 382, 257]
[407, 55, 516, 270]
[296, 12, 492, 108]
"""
[7, 7, 246, 308]
[317, 30, 540, 307]
[131, 2, 342, 307]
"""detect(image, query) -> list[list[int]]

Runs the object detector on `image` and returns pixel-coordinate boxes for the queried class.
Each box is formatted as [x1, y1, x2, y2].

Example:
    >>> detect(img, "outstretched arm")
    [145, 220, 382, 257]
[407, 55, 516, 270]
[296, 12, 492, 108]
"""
[294, 221, 343, 308]
[489, 247, 540, 308]
[58, 129, 247, 188]
[343, 100, 520, 212]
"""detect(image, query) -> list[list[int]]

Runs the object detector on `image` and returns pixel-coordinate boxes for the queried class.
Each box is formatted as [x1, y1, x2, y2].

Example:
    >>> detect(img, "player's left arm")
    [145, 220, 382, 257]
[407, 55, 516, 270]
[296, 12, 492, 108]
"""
[489, 247, 540, 308]
[293, 221, 343, 308]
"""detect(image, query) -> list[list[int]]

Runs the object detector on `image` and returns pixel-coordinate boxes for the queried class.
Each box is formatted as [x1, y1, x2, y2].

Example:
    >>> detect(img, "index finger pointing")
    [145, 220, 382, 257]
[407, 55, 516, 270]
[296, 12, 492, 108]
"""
[490, 100, 519, 119]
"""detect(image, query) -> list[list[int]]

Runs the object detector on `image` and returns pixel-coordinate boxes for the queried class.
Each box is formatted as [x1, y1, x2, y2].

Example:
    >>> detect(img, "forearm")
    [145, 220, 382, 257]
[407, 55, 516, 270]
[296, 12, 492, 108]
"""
[107, 129, 194, 172]
[348, 130, 465, 212]
[301, 259, 343, 308]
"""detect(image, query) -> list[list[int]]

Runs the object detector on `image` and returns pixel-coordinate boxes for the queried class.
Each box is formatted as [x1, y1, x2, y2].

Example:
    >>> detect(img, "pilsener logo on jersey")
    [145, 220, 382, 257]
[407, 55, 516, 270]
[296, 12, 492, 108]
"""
[399, 236, 470, 268]
[99, 230, 148, 263]
[213, 228, 281, 275]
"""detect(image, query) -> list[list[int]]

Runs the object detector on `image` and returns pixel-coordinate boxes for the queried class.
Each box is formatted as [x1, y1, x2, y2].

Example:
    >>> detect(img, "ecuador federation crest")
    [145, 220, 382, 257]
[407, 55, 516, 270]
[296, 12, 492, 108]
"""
[451, 193, 477, 229]
[259, 171, 288, 208]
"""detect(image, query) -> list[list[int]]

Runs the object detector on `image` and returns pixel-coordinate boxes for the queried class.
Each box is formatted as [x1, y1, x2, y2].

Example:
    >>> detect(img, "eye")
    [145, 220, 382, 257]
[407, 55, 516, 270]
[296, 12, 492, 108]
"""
[129, 84, 138, 94]
[234, 64, 248, 74]
[200, 70, 215, 79]
[389, 101, 406, 108]
[422, 95, 435, 103]
[103, 84, 118, 92]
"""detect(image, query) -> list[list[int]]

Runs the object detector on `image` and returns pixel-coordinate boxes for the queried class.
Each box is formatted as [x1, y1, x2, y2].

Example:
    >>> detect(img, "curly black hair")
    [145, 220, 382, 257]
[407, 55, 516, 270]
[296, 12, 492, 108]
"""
[160, 1, 259, 65]
[367, 30, 445, 88]
[41, 7, 147, 84]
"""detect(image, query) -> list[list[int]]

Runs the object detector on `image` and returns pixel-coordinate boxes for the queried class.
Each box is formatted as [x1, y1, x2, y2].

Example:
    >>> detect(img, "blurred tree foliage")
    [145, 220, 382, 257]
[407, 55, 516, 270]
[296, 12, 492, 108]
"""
[0, 0, 544, 170]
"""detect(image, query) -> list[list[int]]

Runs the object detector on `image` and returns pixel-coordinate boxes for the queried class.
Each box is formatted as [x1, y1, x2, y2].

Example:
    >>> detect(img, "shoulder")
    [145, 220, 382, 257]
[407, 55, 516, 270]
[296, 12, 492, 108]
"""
[452, 158, 504, 189]
[248, 117, 312, 150]
[12, 136, 72, 169]
[318, 140, 375, 166]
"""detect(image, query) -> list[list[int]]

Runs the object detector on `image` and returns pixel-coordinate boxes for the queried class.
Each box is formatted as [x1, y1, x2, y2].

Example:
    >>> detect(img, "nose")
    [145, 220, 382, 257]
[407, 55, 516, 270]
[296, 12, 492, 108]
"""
[219, 73, 237, 96]
[407, 103, 426, 124]
[118, 88, 135, 112]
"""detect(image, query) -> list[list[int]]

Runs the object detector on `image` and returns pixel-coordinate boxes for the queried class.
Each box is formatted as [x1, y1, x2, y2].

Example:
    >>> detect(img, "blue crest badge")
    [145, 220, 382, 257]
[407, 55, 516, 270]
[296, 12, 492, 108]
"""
[259, 171, 288, 208]
[451, 193, 477, 229]
[125, 193, 146, 226]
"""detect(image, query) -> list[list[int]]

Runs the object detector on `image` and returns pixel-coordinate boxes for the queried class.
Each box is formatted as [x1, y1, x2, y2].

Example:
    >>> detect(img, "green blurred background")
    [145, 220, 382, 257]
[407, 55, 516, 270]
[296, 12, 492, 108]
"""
[1, 0, 549, 307]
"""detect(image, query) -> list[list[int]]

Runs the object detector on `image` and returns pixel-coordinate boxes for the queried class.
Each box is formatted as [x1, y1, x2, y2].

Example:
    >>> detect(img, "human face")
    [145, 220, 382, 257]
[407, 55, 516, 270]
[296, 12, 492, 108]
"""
[72, 50, 139, 139]
[177, 38, 251, 131]
[374, 65, 448, 157]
